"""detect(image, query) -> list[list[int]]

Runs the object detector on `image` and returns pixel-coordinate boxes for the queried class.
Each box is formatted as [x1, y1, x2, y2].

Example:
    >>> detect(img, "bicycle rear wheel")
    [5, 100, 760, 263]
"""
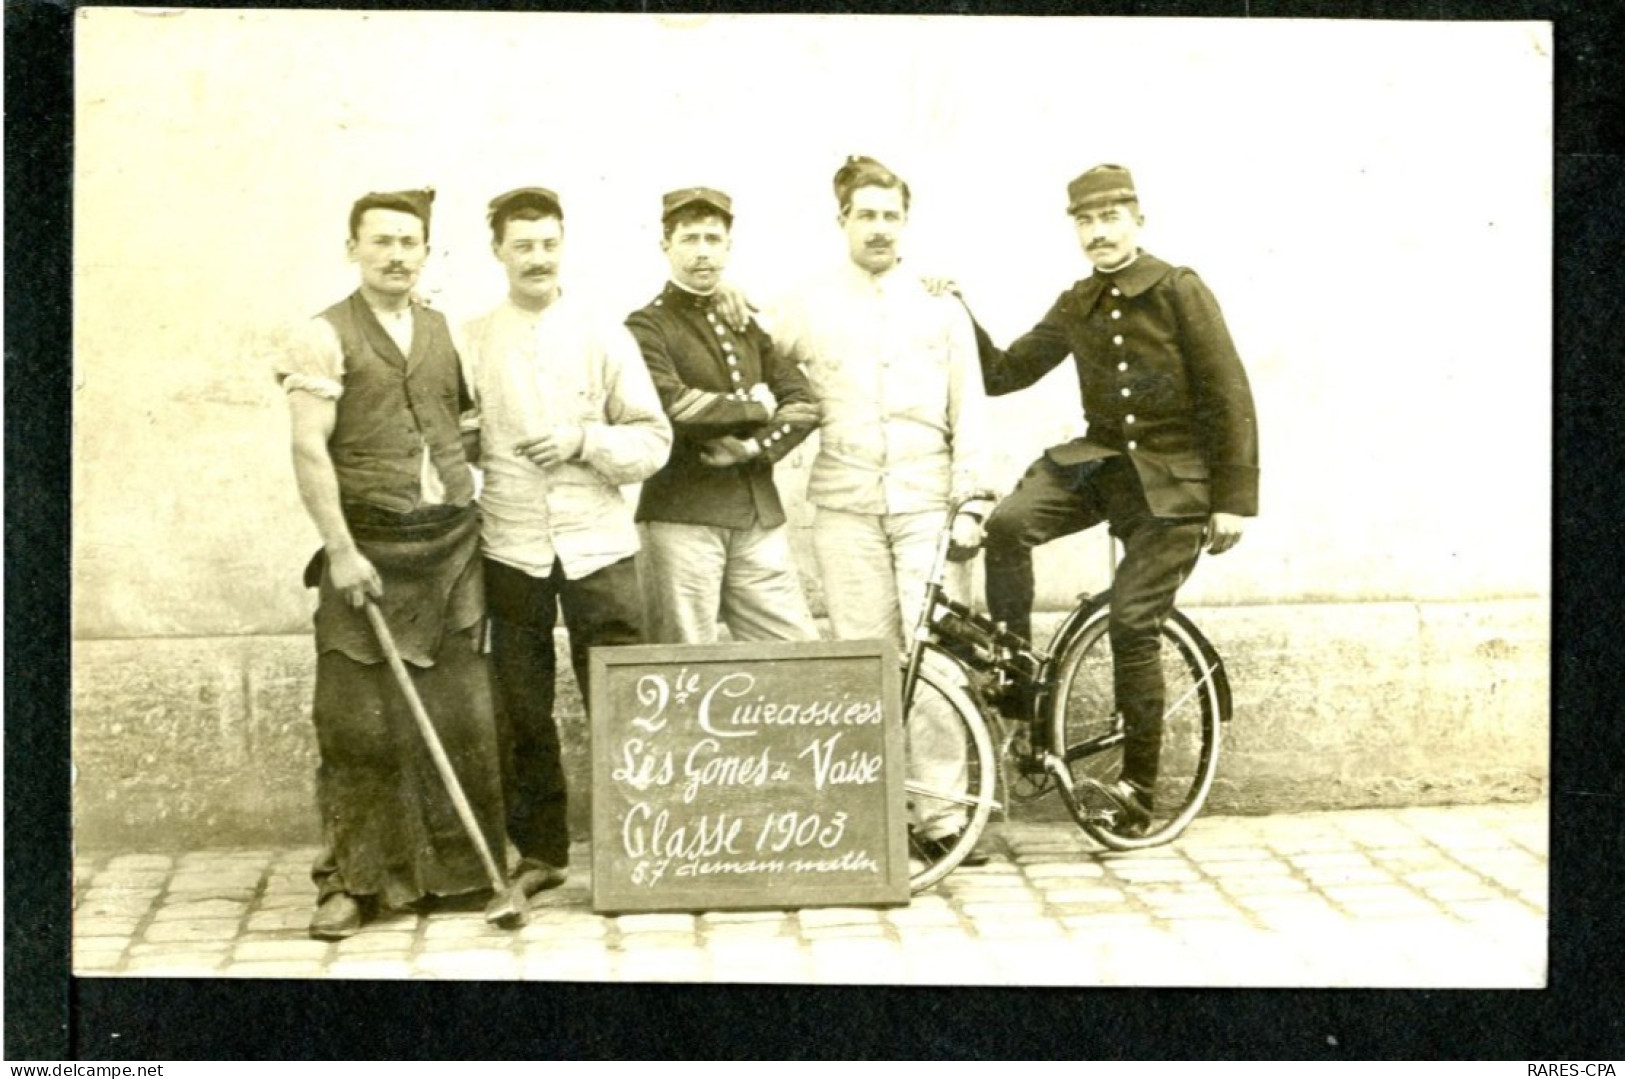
[904, 649, 998, 892]
[1048, 601, 1227, 850]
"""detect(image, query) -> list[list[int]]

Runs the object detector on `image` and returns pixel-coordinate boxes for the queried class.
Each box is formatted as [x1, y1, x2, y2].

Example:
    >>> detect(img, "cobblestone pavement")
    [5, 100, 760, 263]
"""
[73, 800, 1546, 987]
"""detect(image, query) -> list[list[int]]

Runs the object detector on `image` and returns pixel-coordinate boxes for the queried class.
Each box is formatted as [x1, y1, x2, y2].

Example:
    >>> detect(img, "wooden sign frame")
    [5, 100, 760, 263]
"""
[589, 639, 909, 914]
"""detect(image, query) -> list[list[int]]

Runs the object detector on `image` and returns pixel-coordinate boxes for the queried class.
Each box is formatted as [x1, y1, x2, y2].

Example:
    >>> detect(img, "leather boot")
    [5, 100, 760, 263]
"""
[1114, 653, 1165, 799]
[309, 892, 364, 941]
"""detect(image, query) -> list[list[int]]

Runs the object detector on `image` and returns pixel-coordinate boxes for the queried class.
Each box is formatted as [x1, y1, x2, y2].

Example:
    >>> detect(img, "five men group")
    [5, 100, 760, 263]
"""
[277, 158, 1258, 939]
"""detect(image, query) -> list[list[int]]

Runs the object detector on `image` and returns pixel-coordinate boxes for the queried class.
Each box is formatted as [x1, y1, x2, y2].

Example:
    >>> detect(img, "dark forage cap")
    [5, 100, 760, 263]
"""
[661, 186, 733, 221]
[391, 187, 434, 220]
[832, 154, 906, 206]
[349, 187, 435, 240]
[1066, 164, 1138, 214]
[361, 186, 435, 223]
[487, 186, 564, 223]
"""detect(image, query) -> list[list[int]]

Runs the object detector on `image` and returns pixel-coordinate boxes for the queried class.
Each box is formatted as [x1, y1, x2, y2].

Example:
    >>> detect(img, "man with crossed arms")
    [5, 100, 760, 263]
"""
[627, 185, 822, 645]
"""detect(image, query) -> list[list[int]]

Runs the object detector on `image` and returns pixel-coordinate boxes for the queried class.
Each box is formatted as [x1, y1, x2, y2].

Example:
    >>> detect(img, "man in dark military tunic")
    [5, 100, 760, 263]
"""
[625, 187, 821, 644]
[963, 165, 1259, 831]
[276, 189, 506, 939]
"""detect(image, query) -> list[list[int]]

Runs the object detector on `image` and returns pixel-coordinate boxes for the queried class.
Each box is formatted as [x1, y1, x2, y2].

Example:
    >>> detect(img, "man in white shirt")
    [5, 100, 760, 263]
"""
[459, 187, 671, 897]
[771, 156, 993, 864]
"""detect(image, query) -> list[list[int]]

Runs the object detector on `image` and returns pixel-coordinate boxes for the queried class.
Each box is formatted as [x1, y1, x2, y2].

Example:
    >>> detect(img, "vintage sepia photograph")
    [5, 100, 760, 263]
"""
[70, 9, 1551, 988]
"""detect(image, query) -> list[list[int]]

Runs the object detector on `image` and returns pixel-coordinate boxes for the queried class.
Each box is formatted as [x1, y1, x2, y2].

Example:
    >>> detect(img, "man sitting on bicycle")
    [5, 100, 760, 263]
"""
[959, 165, 1258, 832]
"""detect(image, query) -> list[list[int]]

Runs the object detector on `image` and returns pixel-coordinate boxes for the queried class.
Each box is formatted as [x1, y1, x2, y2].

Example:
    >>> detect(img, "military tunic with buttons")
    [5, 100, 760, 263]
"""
[972, 251, 1258, 520]
[627, 281, 821, 528]
[971, 248, 1258, 799]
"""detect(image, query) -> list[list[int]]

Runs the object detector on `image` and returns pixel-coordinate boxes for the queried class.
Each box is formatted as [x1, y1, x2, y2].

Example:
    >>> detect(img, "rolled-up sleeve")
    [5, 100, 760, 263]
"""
[579, 323, 673, 485]
[273, 318, 346, 400]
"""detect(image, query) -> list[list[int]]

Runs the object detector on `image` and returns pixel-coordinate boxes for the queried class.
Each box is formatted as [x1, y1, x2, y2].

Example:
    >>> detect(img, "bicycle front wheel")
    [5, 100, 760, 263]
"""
[904, 649, 998, 892]
[1048, 601, 1227, 850]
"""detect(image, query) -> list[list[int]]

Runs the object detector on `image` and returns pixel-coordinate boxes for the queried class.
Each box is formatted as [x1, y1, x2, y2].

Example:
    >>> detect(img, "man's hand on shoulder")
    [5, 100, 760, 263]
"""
[515, 425, 585, 468]
[328, 546, 383, 608]
[1204, 512, 1244, 555]
[713, 281, 757, 333]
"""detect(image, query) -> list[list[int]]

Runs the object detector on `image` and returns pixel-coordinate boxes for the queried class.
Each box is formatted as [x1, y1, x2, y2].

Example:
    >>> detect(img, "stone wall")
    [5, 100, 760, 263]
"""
[72, 599, 1547, 849]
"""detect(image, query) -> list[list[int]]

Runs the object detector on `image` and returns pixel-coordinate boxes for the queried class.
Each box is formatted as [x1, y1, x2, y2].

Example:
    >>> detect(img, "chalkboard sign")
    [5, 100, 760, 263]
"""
[589, 640, 909, 913]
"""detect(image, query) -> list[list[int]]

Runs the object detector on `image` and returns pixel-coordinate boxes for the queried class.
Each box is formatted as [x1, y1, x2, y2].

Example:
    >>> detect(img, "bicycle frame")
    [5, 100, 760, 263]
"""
[897, 493, 1234, 875]
[899, 493, 1002, 712]
[899, 494, 1230, 766]
[900, 493, 1054, 722]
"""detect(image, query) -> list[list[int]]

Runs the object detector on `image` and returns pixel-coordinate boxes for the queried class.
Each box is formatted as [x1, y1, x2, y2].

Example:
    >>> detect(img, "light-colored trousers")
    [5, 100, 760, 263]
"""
[639, 521, 818, 645]
[812, 506, 972, 841]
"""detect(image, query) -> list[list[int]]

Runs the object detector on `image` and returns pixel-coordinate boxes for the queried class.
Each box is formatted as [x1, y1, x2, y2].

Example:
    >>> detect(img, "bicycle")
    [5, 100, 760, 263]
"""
[902, 492, 1234, 892]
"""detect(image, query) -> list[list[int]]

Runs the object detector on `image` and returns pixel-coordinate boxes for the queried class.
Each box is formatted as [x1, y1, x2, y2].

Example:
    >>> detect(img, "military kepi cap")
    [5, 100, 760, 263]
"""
[362, 187, 434, 224]
[1066, 164, 1138, 214]
[833, 154, 895, 203]
[487, 186, 563, 222]
[662, 186, 733, 221]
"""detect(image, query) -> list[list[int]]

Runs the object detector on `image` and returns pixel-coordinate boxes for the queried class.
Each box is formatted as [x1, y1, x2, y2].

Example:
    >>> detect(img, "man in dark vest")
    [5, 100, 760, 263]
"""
[275, 188, 507, 939]
[962, 165, 1259, 832]
[626, 186, 821, 644]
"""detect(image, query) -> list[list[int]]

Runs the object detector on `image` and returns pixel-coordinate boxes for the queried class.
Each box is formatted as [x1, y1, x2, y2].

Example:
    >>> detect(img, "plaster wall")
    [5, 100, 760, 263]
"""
[68, 13, 1551, 847]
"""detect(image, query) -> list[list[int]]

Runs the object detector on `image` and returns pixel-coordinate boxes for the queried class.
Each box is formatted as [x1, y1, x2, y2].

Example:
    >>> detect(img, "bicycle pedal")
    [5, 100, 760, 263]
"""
[1069, 777, 1127, 823]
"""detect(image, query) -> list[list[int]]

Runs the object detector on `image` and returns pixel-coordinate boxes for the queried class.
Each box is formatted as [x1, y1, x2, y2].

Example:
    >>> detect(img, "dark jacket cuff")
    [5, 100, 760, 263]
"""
[1210, 465, 1260, 517]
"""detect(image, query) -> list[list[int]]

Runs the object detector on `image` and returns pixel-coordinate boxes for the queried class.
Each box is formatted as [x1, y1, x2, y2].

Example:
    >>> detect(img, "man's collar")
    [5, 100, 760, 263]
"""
[356, 286, 413, 318]
[503, 290, 564, 319]
[1094, 250, 1169, 297]
[842, 256, 904, 290]
[364, 298, 413, 322]
[663, 279, 718, 306]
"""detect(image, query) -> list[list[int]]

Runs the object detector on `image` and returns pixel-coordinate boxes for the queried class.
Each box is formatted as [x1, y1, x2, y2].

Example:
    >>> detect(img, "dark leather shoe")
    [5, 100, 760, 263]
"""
[1101, 779, 1153, 836]
[1072, 776, 1154, 835]
[309, 892, 363, 940]
[513, 860, 568, 898]
[913, 830, 992, 867]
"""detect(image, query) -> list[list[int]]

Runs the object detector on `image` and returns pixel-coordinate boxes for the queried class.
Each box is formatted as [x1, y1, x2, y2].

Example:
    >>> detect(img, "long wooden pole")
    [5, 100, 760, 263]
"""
[362, 600, 509, 894]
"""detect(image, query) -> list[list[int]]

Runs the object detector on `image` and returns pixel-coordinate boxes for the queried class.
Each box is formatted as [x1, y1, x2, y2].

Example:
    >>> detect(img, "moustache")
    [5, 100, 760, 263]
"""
[522, 267, 555, 278]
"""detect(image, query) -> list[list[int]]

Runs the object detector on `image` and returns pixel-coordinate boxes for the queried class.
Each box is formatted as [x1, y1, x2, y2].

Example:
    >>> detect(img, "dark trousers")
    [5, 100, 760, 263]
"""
[983, 455, 1206, 792]
[484, 555, 643, 866]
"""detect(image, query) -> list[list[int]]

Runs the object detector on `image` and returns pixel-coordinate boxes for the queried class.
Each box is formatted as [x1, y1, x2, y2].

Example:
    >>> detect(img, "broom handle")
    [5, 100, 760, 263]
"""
[363, 600, 507, 891]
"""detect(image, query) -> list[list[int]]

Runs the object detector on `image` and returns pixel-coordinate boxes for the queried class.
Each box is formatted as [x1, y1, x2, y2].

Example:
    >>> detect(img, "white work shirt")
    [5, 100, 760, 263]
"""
[459, 295, 671, 580]
[770, 261, 990, 515]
